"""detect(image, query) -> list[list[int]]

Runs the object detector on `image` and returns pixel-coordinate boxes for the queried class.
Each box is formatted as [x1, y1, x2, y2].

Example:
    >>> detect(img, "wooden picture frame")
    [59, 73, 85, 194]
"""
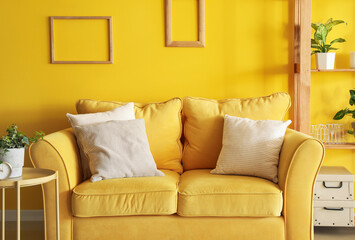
[165, 0, 205, 47]
[50, 16, 113, 64]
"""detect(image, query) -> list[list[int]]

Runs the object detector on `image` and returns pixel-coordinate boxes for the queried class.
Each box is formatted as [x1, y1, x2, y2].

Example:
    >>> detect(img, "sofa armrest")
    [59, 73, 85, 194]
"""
[278, 129, 324, 240]
[29, 128, 82, 240]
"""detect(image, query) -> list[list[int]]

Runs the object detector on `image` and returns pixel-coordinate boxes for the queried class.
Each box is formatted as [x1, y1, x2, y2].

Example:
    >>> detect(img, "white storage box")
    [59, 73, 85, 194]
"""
[314, 166, 354, 201]
[314, 201, 355, 227]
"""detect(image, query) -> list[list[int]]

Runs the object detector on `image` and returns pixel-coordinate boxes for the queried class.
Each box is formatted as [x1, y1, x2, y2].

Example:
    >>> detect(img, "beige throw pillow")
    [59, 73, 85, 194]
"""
[74, 119, 164, 182]
[67, 102, 135, 180]
[211, 115, 291, 183]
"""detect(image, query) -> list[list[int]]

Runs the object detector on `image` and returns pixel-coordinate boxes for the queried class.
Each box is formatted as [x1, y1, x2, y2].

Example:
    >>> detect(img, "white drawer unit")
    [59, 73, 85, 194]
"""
[314, 201, 355, 227]
[313, 166, 355, 227]
[314, 166, 354, 201]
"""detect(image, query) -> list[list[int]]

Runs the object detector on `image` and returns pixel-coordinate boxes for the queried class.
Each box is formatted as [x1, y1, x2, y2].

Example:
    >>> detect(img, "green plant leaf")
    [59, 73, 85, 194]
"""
[0, 124, 45, 154]
[328, 47, 338, 51]
[325, 18, 333, 25]
[349, 89, 355, 106]
[314, 24, 328, 49]
[311, 50, 321, 55]
[311, 23, 321, 31]
[314, 24, 325, 41]
[330, 38, 346, 45]
[311, 44, 322, 49]
[348, 130, 354, 135]
[313, 33, 322, 42]
[326, 20, 347, 32]
[333, 109, 348, 120]
[312, 19, 347, 54]
[311, 39, 317, 44]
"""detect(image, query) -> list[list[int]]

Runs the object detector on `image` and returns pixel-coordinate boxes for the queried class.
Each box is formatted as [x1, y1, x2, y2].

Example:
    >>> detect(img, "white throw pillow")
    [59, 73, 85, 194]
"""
[211, 115, 291, 183]
[67, 102, 135, 180]
[73, 119, 164, 182]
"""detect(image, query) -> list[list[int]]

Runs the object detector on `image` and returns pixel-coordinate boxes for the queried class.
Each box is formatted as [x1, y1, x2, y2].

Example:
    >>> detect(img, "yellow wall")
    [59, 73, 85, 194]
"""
[0, 0, 352, 211]
[311, 0, 355, 174]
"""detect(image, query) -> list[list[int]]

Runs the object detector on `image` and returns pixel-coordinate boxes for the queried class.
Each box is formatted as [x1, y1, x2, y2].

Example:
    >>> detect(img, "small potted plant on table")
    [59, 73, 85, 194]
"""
[333, 89, 355, 135]
[0, 124, 44, 178]
[311, 18, 347, 70]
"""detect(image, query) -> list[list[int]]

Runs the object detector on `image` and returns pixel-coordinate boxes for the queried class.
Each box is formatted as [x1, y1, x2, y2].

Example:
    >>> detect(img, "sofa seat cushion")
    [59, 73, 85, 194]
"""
[72, 170, 180, 217]
[178, 170, 283, 217]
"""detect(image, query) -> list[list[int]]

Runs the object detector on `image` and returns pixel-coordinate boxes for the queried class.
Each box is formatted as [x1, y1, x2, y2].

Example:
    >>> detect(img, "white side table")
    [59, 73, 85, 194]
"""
[0, 167, 59, 240]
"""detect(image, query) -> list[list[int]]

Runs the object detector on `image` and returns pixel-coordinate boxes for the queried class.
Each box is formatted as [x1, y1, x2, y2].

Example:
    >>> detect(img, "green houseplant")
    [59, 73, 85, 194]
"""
[0, 124, 44, 178]
[333, 89, 355, 134]
[311, 18, 347, 70]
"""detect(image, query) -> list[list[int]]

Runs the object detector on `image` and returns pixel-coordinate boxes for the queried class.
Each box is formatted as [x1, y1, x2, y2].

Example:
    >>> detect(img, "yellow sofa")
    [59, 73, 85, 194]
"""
[29, 93, 324, 240]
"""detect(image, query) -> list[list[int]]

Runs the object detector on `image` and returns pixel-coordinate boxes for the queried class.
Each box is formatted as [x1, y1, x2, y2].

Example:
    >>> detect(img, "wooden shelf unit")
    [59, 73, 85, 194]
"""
[311, 69, 355, 72]
[293, 0, 312, 134]
[324, 143, 355, 149]
[294, 1, 354, 150]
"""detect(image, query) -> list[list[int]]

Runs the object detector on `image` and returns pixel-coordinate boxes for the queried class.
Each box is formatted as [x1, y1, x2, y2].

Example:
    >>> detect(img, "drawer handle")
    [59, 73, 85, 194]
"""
[323, 207, 344, 211]
[322, 181, 343, 189]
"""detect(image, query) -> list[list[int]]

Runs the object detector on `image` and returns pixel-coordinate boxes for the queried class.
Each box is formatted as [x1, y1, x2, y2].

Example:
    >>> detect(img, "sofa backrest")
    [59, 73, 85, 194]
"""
[76, 98, 183, 174]
[75, 93, 291, 174]
[182, 92, 291, 171]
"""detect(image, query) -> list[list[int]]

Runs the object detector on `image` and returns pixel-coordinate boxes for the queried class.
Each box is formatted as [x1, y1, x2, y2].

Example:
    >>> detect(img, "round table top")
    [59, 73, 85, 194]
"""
[0, 167, 57, 188]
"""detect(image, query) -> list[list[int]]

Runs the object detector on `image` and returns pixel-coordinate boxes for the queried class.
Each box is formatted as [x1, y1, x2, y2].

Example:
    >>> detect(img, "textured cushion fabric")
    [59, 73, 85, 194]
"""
[76, 98, 183, 173]
[73, 216, 286, 240]
[182, 92, 291, 171]
[73, 119, 164, 182]
[67, 102, 135, 180]
[72, 170, 180, 217]
[211, 115, 291, 183]
[178, 169, 283, 217]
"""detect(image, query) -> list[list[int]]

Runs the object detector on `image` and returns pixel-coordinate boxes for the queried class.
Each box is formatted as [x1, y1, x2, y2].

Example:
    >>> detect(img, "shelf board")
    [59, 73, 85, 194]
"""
[311, 69, 355, 72]
[324, 143, 355, 149]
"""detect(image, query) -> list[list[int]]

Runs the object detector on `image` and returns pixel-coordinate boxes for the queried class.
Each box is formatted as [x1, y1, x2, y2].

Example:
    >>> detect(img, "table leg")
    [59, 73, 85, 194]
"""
[55, 172, 60, 240]
[16, 182, 20, 240]
[2, 188, 5, 240]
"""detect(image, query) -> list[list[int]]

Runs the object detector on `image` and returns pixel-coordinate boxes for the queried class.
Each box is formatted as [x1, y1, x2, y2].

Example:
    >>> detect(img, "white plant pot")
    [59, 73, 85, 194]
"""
[315, 52, 335, 70]
[350, 52, 355, 69]
[0, 148, 25, 178]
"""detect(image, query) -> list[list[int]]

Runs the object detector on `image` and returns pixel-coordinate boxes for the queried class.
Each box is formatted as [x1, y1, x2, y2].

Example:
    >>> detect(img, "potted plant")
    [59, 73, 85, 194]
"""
[311, 18, 347, 70]
[0, 124, 44, 178]
[333, 89, 355, 135]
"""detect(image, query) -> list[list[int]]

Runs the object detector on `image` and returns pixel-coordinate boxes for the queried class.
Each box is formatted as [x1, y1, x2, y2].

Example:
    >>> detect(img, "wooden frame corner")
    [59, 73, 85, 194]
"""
[50, 16, 113, 64]
[165, 0, 205, 48]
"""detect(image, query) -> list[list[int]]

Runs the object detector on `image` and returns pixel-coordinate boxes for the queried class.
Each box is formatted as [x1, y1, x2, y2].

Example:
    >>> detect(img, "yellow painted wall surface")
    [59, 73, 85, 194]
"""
[0, 0, 351, 211]
[311, 0, 355, 174]
[0, 0, 289, 209]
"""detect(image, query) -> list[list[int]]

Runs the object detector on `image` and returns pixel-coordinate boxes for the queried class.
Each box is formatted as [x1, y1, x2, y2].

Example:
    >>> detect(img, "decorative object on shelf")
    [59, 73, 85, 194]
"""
[311, 124, 345, 144]
[350, 52, 355, 69]
[50, 16, 113, 64]
[315, 52, 335, 70]
[0, 161, 12, 180]
[0, 124, 44, 178]
[165, 0, 205, 47]
[333, 89, 355, 135]
[311, 18, 347, 70]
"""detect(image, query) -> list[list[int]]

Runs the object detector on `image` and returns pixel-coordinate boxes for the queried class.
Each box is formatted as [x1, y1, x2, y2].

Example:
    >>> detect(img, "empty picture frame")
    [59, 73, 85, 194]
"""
[165, 0, 205, 47]
[50, 16, 113, 64]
